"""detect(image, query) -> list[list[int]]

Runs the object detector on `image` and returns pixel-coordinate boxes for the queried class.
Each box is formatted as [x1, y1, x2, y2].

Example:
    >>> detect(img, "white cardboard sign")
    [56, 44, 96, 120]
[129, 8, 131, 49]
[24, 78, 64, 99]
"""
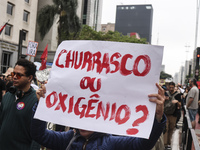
[26, 41, 38, 57]
[34, 40, 163, 139]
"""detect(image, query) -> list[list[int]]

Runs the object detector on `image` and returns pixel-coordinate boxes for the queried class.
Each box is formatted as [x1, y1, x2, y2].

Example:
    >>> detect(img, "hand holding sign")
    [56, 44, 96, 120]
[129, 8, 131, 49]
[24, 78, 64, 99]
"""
[148, 83, 165, 122]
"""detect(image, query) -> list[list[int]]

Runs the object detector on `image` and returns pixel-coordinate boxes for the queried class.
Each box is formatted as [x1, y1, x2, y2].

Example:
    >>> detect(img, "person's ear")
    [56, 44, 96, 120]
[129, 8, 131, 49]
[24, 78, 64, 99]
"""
[28, 75, 33, 82]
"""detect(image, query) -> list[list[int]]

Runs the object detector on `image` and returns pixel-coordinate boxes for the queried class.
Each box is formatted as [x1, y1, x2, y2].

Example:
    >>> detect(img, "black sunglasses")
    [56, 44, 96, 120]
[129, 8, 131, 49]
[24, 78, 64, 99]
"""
[11, 72, 26, 79]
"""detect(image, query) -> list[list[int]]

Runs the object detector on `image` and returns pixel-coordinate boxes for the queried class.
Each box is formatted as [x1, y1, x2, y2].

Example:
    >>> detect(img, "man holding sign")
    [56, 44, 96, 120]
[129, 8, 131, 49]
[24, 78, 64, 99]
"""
[32, 41, 166, 149]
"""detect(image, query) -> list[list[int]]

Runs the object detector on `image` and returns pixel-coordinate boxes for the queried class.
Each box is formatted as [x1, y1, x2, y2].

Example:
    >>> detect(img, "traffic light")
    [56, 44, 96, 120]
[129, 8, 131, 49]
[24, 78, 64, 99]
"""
[196, 47, 200, 81]
[197, 47, 200, 57]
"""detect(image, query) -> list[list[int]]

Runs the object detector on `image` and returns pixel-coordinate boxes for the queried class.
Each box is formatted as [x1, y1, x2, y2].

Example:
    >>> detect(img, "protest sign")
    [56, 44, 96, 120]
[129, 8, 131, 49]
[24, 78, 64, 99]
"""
[26, 41, 38, 57]
[34, 40, 163, 138]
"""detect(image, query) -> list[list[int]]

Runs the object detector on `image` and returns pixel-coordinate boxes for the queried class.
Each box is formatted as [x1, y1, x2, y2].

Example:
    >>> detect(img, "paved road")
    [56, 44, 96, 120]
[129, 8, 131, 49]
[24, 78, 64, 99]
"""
[171, 115, 183, 150]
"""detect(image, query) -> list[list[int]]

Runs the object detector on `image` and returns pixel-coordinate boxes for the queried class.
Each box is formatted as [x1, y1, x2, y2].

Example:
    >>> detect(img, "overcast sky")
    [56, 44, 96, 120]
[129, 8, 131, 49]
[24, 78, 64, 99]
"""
[101, 0, 199, 76]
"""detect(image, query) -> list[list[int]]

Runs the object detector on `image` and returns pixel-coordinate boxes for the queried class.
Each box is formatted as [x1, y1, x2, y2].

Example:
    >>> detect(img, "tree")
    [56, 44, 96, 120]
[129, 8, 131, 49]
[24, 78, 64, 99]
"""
[160, 71, 172, 80]
[37, 0, 81, 45]
[67, 25, 147, 44]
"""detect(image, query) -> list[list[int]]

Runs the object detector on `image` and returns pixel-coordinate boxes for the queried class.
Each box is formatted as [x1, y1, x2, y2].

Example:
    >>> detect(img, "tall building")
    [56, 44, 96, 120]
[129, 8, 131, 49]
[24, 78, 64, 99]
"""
[35, 0, 103, 63]
[173, 72, 179, 84]
[161, 65, 165, 72]
[81, 0, 103, 31]
[0, 0, 38, 74]
[183, 59, 192, 83]
[178, 66, 184, 85]
[115, 4, 153, 44]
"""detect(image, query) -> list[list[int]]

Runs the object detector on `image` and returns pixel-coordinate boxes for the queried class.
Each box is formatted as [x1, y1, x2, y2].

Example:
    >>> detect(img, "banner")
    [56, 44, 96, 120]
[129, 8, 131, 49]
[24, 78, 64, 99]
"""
[0, 22, 8, 35]
[39, 44, 48, 70]
[34, 40, 163, 138]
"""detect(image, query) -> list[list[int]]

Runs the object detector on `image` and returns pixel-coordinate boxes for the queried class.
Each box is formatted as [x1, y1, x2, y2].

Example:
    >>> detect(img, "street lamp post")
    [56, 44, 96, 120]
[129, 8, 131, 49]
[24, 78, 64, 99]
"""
[194, 0, 200, 49]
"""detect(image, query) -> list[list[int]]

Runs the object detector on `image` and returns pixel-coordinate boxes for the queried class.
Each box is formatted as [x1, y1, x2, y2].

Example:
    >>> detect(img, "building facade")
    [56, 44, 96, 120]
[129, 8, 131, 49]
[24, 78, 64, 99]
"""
[0, 0, 38, 74]
[115, 4, 153, 44]
[101, 23, 115, 33]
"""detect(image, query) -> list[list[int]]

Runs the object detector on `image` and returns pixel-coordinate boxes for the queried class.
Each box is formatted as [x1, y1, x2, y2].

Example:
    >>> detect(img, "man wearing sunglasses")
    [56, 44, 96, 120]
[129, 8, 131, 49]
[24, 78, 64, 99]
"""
[0, 59, 40, 150]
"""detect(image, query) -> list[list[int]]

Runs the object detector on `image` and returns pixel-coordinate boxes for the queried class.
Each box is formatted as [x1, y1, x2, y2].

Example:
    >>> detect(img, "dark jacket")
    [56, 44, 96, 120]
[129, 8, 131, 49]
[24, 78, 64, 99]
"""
[31, 110, 166, 150]
[0, 87, 40, 150]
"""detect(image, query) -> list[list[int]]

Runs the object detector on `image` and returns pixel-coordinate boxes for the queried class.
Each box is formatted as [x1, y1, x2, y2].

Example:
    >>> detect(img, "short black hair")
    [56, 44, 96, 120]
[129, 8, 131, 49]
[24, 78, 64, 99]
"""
[168, 81, 175, 87]
[190, 78, 197, 86]
[15, 59, 36, 79]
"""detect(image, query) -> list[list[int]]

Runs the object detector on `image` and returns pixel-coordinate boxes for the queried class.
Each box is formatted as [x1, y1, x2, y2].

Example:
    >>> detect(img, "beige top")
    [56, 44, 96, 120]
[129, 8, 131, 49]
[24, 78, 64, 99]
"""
[186, 86, 199, 109]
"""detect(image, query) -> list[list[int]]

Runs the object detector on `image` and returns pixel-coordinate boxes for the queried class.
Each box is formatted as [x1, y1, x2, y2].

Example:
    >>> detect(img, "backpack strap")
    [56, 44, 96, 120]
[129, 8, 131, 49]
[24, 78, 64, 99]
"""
[166, 91, 179, 100]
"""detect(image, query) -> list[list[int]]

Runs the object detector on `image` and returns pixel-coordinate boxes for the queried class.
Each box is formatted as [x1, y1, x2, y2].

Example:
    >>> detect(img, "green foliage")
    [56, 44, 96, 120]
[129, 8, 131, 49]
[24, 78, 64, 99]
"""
[37, 5, 57, 40]
[37, 0, 81, 45]
[66, 25, 147, 44]
[160, 71, 172, 80]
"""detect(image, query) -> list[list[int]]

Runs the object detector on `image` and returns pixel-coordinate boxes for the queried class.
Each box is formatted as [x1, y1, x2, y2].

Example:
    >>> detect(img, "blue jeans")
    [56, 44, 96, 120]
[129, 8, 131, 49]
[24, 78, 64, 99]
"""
[188, 109, 198, 122]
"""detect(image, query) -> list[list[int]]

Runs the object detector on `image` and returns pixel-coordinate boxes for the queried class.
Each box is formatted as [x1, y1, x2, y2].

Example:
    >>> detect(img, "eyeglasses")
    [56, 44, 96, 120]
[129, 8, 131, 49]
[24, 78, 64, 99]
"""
[11, 72, 26, 79]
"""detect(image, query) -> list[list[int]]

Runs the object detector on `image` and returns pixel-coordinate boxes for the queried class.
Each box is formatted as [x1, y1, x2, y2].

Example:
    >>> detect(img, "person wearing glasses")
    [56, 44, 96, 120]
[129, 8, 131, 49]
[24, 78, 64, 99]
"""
[0, 59, 40, 150]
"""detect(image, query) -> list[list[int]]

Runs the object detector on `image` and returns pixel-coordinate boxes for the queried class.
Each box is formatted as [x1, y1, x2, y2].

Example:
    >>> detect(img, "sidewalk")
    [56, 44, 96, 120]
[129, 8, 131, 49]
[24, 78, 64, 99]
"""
[192, 113, 200, 149]
[171, 113, 183, 150]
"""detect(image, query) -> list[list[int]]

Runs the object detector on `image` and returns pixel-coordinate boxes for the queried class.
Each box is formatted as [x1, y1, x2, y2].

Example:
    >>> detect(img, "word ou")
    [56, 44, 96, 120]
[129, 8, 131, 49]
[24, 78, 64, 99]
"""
[55, 49, 151, 76]
[45, 91, 149, 135]
[80, 77, 101, 92]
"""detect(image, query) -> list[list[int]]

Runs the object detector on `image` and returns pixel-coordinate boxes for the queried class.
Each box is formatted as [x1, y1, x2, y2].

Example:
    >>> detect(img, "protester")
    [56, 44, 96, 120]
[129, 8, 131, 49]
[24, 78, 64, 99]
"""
[186, 78, 199, 129]
[198, 94, 200, 124]
[174, 84, 183, 129]
[0, 75, 6, 103]
[5, 74, 13, 92]
[163, 81, 181, 149]
[0, 74, 5, 80]
[31, 83, 166, 150]
[0, 59, 40, 150]
[182, 86, 189, 106]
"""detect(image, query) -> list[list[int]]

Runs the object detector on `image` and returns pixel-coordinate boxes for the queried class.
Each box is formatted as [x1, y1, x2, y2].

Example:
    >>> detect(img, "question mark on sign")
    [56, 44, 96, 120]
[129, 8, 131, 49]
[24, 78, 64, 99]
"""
[126, 105, 149, 135]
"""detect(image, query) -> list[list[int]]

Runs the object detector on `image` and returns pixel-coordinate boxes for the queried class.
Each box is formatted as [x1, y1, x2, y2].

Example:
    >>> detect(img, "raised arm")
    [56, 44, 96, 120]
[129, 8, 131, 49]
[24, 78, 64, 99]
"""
[31, 103, 74, 150]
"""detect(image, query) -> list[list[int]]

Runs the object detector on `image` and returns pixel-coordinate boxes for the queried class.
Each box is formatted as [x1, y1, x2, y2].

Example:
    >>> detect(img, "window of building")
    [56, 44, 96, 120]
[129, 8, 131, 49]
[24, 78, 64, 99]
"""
[7, 2, 14, 15]
[83, 0, 88, 24]
[5, 24, 12, 36]
[146, 6, 152, 9]
[22, 30, 28, 41]
[25, 0, 29, 3]
[1, 51, 11, 74]
[23, 10, 29, 22]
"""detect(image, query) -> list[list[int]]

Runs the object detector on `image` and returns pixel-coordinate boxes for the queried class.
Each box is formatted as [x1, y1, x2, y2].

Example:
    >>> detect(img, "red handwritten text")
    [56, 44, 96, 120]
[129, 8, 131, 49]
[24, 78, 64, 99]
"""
[55, 50, 151, 76]
[45, 91, 135, 126]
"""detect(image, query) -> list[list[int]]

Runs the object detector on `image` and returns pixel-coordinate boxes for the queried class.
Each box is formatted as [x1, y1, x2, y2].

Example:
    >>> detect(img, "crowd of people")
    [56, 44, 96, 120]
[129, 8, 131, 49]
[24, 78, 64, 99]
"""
[154, 79, 200, 150]
[0, 58, 199, 150]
